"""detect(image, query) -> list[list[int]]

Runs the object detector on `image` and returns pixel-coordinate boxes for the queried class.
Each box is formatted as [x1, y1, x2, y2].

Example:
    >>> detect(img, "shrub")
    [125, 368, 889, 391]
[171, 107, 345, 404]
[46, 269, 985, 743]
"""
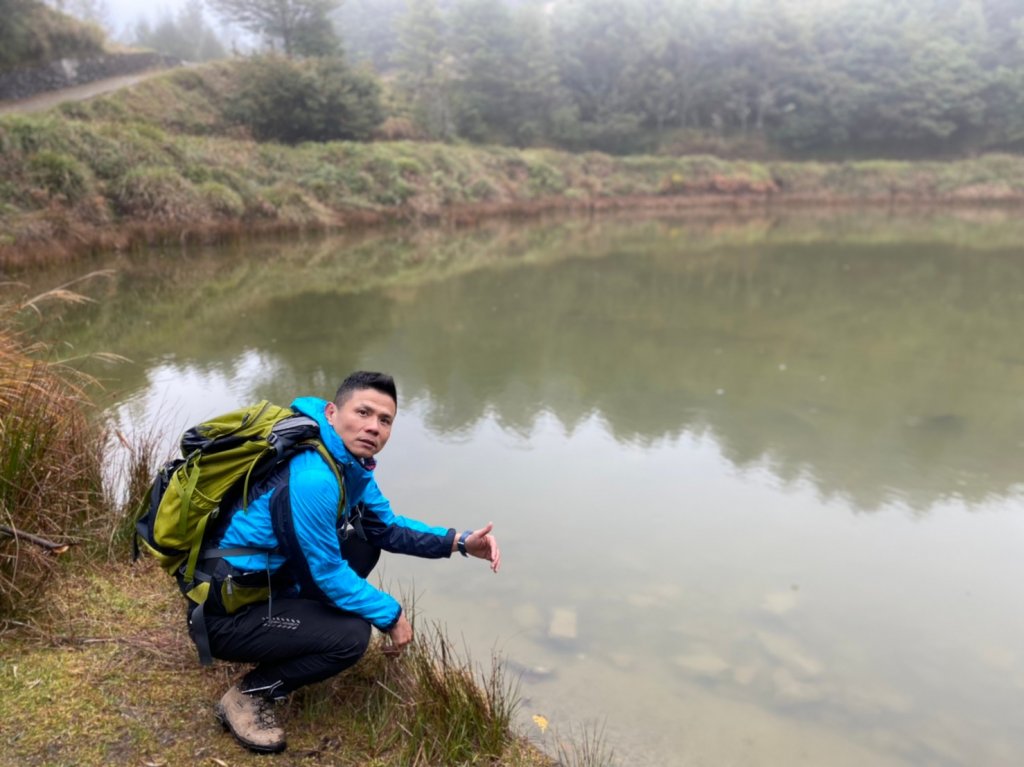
[198, 181, 244, 218]
[112, 165, 203, 221]
[552, 110, 650, 155]
[206, 167, 260, 209]
[301, 164, 372, 203]
[0, 181, 19, 205]
[375, 117, 422, 141]
[0, 115, 72, 156]
[224, 56, 384, 145]
[183, 163, 211, 184]
[74, 123, 169, 181]
[469, 178, 498, 201]
[372, 179, 414, 206]
[261, 184, 318, 223]
[525, 160, 566, 196]
[346, 171, 373, 195]
[770, 161, 830, 193]
[394, 156, 425, 179]
[59, 97, 128, 123]
[169, 68, 206, 91]
[363, 155, 400, 184]
[28, 151, 90, 202]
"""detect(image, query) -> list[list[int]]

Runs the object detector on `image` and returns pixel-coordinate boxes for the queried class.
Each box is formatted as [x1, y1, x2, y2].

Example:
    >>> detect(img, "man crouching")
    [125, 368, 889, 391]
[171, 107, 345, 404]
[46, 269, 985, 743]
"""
[198, 371, 501, 752]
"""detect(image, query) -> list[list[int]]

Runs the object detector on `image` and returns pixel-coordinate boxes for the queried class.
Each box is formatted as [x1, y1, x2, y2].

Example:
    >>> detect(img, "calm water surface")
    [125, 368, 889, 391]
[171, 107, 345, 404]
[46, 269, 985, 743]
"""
[19, 213, 1024, 766]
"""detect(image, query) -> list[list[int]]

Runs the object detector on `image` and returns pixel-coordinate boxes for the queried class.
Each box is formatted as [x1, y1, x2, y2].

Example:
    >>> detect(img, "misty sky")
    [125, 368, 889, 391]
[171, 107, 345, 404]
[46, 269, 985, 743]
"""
[98, 0, 239, 43]
[105, 0, 186, 27]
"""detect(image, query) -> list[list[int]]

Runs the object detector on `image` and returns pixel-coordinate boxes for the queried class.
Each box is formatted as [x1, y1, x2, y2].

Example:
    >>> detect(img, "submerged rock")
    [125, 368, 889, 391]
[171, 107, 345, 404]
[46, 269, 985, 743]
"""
[503, 658, 557, 683]
[756, 630, 823, 677]
[761, 589, 800, 615]
[548, 608, 578, 640]
[732, 664, 759, 686]
[772, 668, 823, 702]
[673, 652, 731, 679]
[839, 680, 913, 715]
[607, 652, 635, 671]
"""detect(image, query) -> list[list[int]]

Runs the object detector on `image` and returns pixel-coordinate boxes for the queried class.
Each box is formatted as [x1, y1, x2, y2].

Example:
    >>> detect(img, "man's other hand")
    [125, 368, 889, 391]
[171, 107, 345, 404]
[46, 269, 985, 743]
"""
[384, 613, 413, 656]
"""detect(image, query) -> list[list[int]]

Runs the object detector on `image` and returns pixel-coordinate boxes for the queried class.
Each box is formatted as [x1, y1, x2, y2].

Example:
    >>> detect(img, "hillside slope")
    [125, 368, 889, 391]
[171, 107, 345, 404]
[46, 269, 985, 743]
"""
[3, 60, 1024, 267]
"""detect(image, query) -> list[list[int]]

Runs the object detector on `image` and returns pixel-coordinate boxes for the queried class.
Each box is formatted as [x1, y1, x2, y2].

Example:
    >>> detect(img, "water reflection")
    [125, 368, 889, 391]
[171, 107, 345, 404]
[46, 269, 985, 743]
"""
[251, 237, 1024, 512]
[21, 213, 1024, 512]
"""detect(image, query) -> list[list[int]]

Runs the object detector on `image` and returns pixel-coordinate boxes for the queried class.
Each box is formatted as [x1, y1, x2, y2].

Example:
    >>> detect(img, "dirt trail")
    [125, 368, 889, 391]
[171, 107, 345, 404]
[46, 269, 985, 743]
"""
[0, 69, 166, 116]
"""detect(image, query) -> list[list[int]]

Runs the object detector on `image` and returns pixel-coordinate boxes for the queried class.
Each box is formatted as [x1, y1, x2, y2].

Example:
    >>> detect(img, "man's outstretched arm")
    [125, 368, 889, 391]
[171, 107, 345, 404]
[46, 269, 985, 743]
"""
[382, 522, 500, 657]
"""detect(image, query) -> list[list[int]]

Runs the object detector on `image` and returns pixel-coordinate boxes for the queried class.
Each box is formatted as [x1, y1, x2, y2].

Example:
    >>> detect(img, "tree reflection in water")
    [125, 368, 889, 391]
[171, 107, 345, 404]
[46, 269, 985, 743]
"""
[29, 212, 1024, 512]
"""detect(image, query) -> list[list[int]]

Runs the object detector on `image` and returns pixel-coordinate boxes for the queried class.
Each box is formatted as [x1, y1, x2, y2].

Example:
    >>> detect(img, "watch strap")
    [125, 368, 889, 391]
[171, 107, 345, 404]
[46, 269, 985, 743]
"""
[457, 529, 472, 557]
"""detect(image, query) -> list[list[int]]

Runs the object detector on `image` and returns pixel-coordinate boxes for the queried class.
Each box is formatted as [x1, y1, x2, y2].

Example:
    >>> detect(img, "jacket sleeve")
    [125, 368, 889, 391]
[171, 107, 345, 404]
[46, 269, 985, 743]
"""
[271, 453, 401, 630]
[359, 476, 456, 558]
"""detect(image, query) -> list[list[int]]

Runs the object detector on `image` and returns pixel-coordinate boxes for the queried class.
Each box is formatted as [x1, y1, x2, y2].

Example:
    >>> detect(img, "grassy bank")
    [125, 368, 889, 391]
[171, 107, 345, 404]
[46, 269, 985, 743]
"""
[0, 288, 565, 767]
[3, 61, 1024, 267]
[0, 560, 551, 767]
[1, 560, 559, 766]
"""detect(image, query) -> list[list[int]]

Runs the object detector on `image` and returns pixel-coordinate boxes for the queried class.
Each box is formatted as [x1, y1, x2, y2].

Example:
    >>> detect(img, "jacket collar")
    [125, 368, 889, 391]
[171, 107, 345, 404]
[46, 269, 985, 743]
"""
[290, 396, 377, 474]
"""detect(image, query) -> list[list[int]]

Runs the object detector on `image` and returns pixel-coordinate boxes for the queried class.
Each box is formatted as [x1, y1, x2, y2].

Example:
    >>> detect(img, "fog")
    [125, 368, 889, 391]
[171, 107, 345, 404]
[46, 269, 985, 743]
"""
[28, 0, 1024, 161]
[54, 0, 234, 43]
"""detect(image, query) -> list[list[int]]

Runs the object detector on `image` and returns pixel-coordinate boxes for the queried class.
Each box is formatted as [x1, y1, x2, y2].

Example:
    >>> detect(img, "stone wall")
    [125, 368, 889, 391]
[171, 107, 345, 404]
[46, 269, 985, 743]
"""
[0, 52, 179, 102]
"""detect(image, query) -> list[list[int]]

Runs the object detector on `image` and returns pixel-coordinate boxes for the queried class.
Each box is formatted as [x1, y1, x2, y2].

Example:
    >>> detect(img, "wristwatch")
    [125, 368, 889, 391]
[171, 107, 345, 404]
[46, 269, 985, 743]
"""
[457, 529, 472, 557]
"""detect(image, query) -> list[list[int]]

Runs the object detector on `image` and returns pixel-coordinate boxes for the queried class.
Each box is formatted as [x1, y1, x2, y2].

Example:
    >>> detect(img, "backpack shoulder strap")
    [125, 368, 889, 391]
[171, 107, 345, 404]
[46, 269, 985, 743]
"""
[311, 440, 347, 522]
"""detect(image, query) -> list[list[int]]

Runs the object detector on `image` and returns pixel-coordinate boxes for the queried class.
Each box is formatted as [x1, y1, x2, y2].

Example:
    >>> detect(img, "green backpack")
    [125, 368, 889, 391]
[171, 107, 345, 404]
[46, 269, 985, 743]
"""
[134, 400, 346, 663]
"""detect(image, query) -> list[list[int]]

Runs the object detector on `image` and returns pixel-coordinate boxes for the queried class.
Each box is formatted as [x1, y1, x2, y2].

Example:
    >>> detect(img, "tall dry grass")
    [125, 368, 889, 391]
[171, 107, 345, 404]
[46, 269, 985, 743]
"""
[393, 623, 519, 764]
[292, 620, 530, 766]
[0, 275, 114, 621]
[105, 425, 164, 558]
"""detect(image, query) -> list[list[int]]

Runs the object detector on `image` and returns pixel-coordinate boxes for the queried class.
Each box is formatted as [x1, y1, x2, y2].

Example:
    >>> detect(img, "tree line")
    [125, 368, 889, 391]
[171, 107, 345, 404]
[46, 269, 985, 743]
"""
[24, 0, 1024, 158]
[340, 0, 1024, 157]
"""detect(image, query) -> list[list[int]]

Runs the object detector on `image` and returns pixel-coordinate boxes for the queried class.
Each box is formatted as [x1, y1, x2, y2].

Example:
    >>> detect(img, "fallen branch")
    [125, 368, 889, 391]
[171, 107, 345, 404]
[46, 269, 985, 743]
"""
[0, 525, 71, 554]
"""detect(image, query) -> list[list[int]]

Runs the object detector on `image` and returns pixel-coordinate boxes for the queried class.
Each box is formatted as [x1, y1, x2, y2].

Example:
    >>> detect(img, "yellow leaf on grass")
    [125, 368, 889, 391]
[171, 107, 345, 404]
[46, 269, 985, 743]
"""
[532, 714, 549, 733]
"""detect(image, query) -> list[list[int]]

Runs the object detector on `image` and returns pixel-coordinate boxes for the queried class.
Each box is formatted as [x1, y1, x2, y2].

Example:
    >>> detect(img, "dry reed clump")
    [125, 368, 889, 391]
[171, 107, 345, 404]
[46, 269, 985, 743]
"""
[104, 423, 164, 558]
[0, 281, 109, 621]
[392, 624, 518, 764]
[292, 621, 528, 766]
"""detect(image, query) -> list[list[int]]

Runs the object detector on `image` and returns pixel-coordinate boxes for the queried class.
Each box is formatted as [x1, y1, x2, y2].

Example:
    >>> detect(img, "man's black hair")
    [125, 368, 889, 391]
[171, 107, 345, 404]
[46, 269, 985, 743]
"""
[334, 371, 398, 407]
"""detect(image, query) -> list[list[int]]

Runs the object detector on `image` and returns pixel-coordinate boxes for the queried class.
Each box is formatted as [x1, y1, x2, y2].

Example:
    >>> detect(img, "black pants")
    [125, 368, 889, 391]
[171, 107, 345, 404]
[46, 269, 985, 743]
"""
[202, 536, 380, 698]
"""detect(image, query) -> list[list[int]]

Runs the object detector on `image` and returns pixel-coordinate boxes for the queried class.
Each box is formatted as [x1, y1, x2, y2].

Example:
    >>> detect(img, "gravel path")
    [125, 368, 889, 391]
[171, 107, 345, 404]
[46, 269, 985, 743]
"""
[0, 69, 165, 116]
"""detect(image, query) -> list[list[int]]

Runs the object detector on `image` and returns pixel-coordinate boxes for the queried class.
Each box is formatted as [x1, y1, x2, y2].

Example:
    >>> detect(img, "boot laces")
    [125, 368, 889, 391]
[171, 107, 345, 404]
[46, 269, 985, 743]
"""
[254, 697, 280, 730]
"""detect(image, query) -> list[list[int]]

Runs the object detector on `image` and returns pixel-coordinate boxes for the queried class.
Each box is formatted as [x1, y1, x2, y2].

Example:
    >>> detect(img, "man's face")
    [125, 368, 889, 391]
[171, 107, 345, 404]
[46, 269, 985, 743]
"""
[326, 388, 396, 459]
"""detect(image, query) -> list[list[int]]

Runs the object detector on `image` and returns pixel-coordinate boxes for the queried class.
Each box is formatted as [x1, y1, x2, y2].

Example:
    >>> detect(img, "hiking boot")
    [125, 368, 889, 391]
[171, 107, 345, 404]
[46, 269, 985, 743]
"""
[215, 685, 287, 753]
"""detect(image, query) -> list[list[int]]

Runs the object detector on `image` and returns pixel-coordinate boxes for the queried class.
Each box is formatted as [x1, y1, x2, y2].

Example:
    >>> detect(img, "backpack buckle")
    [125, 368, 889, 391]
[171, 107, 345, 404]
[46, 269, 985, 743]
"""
[266, 432, 283, 455]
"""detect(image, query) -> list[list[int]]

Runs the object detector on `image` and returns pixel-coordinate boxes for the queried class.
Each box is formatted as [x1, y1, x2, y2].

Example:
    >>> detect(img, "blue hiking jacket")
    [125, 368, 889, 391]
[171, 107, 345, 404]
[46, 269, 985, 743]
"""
[215, 396, 455, 630]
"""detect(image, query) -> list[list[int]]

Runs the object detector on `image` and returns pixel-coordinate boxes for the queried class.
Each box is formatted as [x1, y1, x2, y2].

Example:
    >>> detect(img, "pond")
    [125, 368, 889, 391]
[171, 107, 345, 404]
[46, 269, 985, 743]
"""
[16, 210, 1024, 766]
